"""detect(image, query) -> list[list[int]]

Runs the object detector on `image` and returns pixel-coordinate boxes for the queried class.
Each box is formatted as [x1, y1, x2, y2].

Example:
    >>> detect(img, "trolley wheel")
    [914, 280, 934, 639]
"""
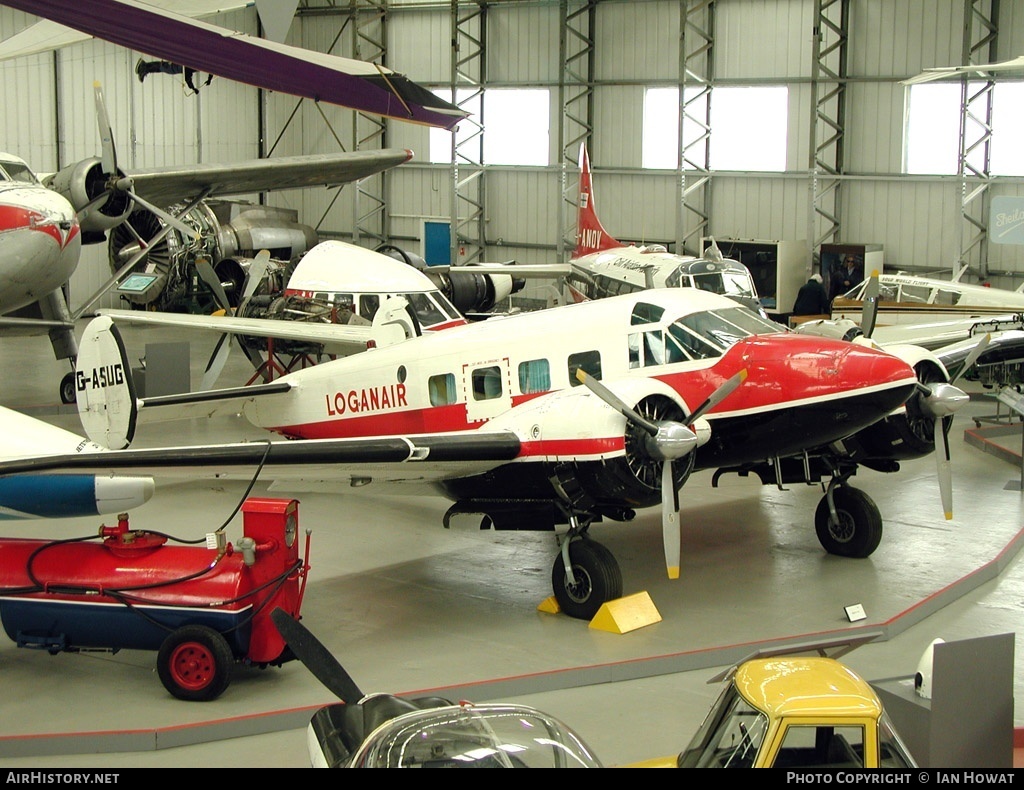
[551, 538, 623, 621]
[59, 372, 76, 404]
[157, 625, 234, 701]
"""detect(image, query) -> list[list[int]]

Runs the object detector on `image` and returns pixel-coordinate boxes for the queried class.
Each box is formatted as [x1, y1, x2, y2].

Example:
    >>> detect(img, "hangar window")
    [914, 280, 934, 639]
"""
[905, 82, 1024, 175]
[643, 86, 788, 171]
[430, 89, 549, 166]
[518, 359, 550, 393]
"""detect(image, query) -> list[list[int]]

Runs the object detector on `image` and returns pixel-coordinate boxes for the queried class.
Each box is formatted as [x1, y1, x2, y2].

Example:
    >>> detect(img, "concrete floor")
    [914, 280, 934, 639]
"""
[0, 321, 1020, 768]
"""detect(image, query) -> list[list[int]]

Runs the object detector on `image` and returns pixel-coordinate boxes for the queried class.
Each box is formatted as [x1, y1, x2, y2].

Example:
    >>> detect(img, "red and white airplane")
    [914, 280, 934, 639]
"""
[564, 144, 764, 315]
[0, 286, 968, 620]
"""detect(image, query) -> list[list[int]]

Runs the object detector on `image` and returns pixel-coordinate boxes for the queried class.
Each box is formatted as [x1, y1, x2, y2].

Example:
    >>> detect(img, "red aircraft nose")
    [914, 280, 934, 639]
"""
[728, 333, 917, 407]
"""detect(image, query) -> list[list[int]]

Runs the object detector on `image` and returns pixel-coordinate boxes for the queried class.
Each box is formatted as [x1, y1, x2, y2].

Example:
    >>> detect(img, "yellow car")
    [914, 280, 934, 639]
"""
[629, 657, 918, 768]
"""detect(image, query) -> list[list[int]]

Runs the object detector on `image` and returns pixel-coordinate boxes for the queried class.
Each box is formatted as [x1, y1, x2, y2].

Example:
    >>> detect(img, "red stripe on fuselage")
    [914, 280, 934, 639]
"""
[266, 333, 916, 456]
[0, 204, 80, 249]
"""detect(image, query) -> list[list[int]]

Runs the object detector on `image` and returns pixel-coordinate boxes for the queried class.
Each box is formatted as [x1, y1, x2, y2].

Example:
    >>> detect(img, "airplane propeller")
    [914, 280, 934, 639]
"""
[70, 83, 206, 320]
[913, 332, 990, 519]
[860, 270, 880, 339]
[270, 608, 364, 703]
[79, 83, 197, 239]
[855, 272, 989, 520]
[200, 250, 271, 390]
[576, 368, 746, 579]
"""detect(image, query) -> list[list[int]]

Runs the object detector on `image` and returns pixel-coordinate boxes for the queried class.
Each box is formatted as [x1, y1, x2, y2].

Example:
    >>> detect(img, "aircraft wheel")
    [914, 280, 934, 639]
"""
[814, 486, 883, 558]
[551, 538, 623, 621]
[59, 372, 76, 405]
[157, 625, 234, 701]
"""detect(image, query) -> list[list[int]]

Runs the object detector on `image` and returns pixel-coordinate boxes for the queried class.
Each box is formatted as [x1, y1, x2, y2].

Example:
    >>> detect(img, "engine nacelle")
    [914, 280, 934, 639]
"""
[375, 245, 524, 315]
[43, 157, 131, 243]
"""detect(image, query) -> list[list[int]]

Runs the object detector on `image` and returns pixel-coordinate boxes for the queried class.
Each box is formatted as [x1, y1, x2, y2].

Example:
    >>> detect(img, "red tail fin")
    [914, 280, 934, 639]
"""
[575, 142, 621, 258]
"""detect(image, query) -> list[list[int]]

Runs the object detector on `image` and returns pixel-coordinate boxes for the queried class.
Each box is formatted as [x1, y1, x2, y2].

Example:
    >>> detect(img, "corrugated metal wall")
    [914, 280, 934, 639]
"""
[3, 0, 1024, 308]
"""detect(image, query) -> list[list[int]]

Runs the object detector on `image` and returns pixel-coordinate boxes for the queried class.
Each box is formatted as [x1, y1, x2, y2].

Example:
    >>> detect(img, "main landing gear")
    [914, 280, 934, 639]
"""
[551, 511, 623, 621]
[814, 482, 883, 558]
[59, 371, 76, 405]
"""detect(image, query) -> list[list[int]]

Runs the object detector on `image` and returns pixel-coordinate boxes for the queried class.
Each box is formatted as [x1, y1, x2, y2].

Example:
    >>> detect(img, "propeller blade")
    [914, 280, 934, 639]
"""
[195, 256, 233, 313]
[576, 368, 658, 436]
[125, 189, 200, 238]
[687, 369, 747, 426]
[861, 270, 880, 338]
[936, 416, 953, 520]
[241, 250, 271, 303]
[76, 188, 115, 227]
[950, 333, 991, 385]
[200, 333, 232, 391]
[270, 608, 364, 704]
[93, 81, 117, 175]
[661, 460, 681, 579]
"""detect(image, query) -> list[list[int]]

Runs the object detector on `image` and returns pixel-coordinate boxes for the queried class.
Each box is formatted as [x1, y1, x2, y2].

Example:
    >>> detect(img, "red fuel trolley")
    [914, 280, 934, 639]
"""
[0, 497, 310, 701]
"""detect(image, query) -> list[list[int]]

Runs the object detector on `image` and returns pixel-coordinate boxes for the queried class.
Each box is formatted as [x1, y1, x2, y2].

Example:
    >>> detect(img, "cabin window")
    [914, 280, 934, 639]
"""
[428, 373, 456, 406]
[472, 366, 503, 400]
[0, 160, 36, 184]
[360, 294, 380, 322]
[716, 306, 785, 336]
[899, 284, 931, 304]
[934, 288, 960, 307]
[679, 307, 770, 348]
[518, 359, 551, 394]
[568, 351, 601, 386]
[407, 293, 446, 328]
[772, 725, 865, 769]
[643, 330, 666, 366]
[664, 331, 692, 363]
[665, 269, 688, 288]
[630, 302, 664, 325]
[668, 323, 720, 360]
[628, 334, 641, 368]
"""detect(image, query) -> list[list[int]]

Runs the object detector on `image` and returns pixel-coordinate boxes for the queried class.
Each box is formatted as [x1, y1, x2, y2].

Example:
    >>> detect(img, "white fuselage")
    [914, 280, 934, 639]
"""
[831, 273, 1024, 327]
[0, 156, 81, 313]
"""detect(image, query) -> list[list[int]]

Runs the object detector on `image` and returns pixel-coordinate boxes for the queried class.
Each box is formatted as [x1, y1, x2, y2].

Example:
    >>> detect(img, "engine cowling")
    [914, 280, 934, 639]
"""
[43, 157, 131, 242]
[375, 245, 524, 315]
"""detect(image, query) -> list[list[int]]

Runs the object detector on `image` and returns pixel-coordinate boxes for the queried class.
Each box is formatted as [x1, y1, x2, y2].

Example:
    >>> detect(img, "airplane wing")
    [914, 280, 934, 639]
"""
[0, 2, 249, 60]
[2, 0, 469, 130]
[97, 308, 409, 354]
[0, 432, 523, 489]
[125, 148, 414, 207]
[902, 54, 1024, 85]
[447, 263, 572, 278]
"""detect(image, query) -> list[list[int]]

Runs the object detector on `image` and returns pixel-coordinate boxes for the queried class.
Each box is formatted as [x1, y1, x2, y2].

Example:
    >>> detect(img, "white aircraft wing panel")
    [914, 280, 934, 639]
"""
[99, 308, 408, 354]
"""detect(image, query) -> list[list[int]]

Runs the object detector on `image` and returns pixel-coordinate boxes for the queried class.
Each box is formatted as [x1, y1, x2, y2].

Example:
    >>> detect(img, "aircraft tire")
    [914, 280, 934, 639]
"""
[157, 625, 234, 702]
[60, 372, 76, 404]
[814, 486, 883, 558]
[551, 538, 623, 620]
